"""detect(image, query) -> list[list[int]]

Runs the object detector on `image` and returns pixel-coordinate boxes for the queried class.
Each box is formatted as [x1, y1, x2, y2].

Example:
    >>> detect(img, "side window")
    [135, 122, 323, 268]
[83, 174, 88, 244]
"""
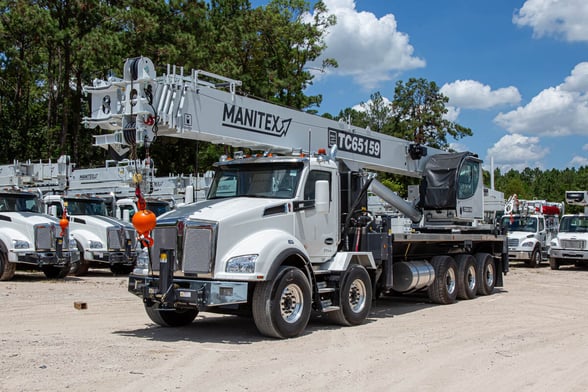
[304, 170, 331, 201]
[457, 160, 479, 200]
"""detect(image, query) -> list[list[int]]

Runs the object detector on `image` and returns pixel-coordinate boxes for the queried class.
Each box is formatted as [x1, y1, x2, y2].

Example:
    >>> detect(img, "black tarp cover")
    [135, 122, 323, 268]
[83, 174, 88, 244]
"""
[420, 152, 472, 210]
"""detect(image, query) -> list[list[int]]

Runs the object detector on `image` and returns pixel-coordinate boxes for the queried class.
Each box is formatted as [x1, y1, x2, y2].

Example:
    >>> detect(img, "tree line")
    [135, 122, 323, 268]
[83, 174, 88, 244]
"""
[0, 0, 585, 202]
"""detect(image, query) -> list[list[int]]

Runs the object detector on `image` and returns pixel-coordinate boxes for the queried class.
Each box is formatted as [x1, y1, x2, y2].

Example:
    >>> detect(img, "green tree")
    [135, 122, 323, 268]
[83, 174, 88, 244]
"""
[391, 78, 472, 149]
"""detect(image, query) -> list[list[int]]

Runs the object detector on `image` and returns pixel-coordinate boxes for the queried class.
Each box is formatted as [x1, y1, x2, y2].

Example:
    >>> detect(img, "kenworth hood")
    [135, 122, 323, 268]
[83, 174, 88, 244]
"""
[158, 198, 291, 224]
[0, 212, 59, 226]
[69, 214, 134, 229]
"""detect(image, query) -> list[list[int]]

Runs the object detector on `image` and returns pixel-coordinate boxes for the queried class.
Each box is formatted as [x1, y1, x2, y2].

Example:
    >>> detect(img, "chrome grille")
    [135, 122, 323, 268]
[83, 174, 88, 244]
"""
[125, 228, 137, 247]
[508, 238, 519, 247]
[107, 227, 123, 250]
[183, 226, 214, 274]
[560, 239, 586, 250]
[150, 226, 178, 271]
[35, 224, 55, 250]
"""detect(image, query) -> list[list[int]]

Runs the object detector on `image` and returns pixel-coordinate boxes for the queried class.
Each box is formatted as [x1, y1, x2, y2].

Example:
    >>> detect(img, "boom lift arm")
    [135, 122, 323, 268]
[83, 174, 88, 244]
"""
[83, 57, 442, 178]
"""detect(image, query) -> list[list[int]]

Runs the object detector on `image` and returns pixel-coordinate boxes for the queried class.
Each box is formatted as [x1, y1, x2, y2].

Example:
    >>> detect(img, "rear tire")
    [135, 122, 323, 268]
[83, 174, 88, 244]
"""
[252, 266, 311, 339]
[0, 251, 16, 281]
[145, 304, 198, 327]
[455, 254, 477, 300]
[427, 255, 458, 304]
[475, 253, 496, 296]
[328, 264, 372, 326]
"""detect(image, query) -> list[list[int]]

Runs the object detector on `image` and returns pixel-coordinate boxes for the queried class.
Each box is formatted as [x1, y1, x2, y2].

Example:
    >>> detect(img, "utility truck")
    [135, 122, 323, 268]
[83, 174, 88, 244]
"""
[549, 191, 588, 269]
[83, 57, 508, 338]
[501, 195, 561, 268]
[0, 158, 79, 280]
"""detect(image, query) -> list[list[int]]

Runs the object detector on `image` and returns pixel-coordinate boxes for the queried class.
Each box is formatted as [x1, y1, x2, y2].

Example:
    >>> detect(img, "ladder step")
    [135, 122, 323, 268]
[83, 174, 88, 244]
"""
[321, 306, 340, 313]
[318, 287, 335, 294]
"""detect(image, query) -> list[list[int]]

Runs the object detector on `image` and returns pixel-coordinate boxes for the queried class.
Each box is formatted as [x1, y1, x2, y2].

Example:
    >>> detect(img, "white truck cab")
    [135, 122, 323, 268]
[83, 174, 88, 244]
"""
[0, 189, 79, 280]
[549, 191, 588, 269]
[44, 194, 137, 275]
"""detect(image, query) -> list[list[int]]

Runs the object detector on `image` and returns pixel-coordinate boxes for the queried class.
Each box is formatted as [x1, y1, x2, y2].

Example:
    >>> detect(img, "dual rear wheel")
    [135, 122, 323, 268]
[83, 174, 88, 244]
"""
[427, 253, 496, 304]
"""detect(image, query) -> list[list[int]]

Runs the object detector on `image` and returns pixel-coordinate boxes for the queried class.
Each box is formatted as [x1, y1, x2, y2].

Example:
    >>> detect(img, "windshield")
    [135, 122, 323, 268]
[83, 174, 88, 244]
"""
[501, 216, 538, 233]
[559, 216, 588, 233]
[65, 199, 108, 216]
[208, 162, 303, 200]
[0, 193, 39, 212]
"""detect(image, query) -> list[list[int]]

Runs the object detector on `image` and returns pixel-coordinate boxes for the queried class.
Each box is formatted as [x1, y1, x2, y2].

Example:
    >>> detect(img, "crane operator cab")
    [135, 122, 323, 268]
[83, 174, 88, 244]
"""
[419, 152, 484, 226]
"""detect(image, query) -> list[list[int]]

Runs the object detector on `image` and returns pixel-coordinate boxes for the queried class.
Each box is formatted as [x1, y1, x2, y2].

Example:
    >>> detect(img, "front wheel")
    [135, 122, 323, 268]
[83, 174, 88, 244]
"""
[549, 257, 560, 270]
[42, 264, 70, 279]
[527, 246, 541, 268]
[0, 251, 16, 281]
[69, 242, 90, 276]
[252, 266, 311, 339]
[110, 264, 134, 275]
[328, 264, 372, 326]
[427, 255, 458, 304]
[145, 304, 199, 327]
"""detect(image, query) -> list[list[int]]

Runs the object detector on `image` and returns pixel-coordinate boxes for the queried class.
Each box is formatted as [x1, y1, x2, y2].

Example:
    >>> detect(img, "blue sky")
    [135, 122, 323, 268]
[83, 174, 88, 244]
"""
[249, 0, 588, 172]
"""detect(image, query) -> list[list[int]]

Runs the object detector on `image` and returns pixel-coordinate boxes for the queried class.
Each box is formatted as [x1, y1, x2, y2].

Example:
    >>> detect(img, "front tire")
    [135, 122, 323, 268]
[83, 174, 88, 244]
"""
[145, 304, 198, 327]
[42, 264, 70, 279]
[549, 257, 560, 270]
[427, 255, 458, 304]
[527, 246, 541, 268]
[0, 251, 16, 281]
[252, 266, 311, 339]
[328, 264, 372, 326]
[455, 254, 477, 300]
[110, 264, 134, 275]
[475, 253, 496, 296]
[69, 242, 90, 276]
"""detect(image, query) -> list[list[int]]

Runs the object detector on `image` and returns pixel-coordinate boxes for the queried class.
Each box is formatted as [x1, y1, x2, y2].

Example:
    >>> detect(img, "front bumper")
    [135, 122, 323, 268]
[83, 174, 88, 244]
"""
[508, 250, 533, 261]
[550, 248, 588, 261]
[89, 251, 137, 266]
[128, 275, 248, 308]
[13, 250, 80, 267]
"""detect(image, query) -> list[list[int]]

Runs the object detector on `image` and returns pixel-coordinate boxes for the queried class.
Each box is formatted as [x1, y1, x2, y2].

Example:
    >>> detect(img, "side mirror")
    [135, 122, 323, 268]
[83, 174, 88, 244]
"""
[48, 205, 57, 217]
[315, 180, 329, 214]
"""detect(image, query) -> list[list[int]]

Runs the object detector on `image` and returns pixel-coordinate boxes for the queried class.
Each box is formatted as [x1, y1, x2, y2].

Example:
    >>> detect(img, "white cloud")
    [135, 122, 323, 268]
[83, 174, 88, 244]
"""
[569, 155, 588, 167]
[583, 144, 588, 151]
[494, 62, 588, 136]
[513, 0, 588, 42]
[486, 134, 549, 171]
[444, 106, 460, 122]
[311, 0, 425, 87]
[440, 80, 521, 109]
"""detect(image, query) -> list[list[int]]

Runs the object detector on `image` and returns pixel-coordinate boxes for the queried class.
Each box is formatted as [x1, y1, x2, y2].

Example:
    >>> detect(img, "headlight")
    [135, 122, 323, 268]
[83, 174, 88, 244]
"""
[133, 248, 150, 275]
[550, 239, 558, 247]
[521, 241, 534, 248]
[88, 240, 103, 249]
[12, 239, 30, 249]
[226, 254, 258, 273]
[69, 235, 77, 250]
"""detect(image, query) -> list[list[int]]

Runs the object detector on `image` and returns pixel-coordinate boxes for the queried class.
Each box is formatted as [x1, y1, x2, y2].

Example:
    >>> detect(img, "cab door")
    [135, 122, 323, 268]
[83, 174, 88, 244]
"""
[295, 169, 339, 263]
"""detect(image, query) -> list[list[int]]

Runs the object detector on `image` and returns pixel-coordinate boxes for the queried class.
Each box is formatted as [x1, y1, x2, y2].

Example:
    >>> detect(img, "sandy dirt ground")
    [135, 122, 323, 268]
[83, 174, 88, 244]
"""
[1, 263, 588, 392]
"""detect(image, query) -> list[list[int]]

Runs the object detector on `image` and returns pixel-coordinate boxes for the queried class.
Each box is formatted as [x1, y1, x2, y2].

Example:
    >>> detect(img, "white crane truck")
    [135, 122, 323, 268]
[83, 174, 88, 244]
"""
[83, 57, 508, 338]
[549, 191, 588, 269]
[0, 159, 79, 280]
